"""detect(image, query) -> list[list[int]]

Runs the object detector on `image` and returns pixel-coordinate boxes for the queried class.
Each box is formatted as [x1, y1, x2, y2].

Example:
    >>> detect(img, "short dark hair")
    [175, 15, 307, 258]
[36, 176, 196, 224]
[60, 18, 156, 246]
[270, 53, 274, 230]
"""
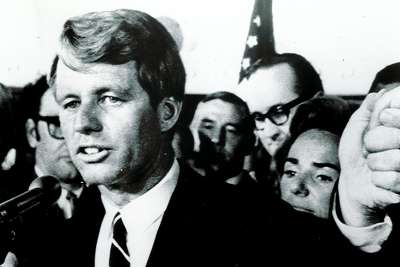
[276, 96, 351, 174]
[369, 62, 400, 93]
[243, 53, 324, 99]
[21, 75, 49, 119]
[20, 75, 51, 144]
[51, 9, 186, 108]
[200, 91, 254, 135]
[290, 95, 351, 139]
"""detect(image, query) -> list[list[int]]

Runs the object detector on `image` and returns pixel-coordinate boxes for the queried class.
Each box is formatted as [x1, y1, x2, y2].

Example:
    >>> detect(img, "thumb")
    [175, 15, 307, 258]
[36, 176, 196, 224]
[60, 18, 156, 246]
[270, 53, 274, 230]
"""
[339, 92, 383, 165]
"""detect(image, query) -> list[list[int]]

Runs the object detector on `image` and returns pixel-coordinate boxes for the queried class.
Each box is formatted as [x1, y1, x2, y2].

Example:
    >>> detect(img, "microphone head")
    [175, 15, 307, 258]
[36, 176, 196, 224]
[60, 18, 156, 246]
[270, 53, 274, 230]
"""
[29, 176, 61, 203]
[0, 176, 62, 225]
[29, 175, 60, 191]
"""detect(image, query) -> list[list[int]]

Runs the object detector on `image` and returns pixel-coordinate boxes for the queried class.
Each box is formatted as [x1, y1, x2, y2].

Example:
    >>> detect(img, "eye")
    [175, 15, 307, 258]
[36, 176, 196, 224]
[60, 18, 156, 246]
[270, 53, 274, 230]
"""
[252, 112, 267, 122]
[99, 95, 123, 105]
[283, 170, 296, 178]
[225, 125, 239, 135]
[200, 122, 214, 130]
[315, 175, 334, 183]
[62, 99, 80, 110]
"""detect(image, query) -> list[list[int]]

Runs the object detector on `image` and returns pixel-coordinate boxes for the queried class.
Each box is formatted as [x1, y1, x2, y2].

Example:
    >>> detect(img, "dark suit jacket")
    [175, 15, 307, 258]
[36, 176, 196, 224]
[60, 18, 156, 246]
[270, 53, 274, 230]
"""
[19, 164, 256, 267]
[16, 163, 381, 267]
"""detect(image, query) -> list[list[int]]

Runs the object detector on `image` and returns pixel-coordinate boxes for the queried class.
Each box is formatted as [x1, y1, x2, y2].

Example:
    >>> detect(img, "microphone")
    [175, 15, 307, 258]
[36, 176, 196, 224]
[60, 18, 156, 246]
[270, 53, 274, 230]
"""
[0, 176, 61, 225]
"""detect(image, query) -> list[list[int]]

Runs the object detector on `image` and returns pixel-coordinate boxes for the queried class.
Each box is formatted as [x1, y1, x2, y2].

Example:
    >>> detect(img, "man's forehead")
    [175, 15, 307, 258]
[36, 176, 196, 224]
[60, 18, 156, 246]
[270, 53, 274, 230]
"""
[235, 63, 298, 112]
[196, 99, 244, 122]
[55, 60, 140, 95]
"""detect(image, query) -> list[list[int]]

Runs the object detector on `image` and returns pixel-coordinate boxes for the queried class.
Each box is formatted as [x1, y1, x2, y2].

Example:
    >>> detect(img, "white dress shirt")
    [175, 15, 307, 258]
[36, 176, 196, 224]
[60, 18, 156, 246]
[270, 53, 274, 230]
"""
[332, 194, 393, 253]
[95, 160, 179, 267]
[57, 186, 83, 219]
[225, 173, 243, 186]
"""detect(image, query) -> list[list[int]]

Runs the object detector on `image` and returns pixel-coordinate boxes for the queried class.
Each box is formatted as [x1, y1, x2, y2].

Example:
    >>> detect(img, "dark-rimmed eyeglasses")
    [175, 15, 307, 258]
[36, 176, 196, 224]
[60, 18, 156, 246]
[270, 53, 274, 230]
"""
[37, 115, 64, 140]
[252, 96, 308, 127]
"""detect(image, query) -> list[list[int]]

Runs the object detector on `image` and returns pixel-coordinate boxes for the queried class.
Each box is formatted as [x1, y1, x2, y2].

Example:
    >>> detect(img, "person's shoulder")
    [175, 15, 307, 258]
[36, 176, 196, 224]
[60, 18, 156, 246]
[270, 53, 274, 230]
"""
[175, 162, 264, 229]
[177, 161, 244, 202]
[78, 184, 101, 203]
[71, 185, 103, 225]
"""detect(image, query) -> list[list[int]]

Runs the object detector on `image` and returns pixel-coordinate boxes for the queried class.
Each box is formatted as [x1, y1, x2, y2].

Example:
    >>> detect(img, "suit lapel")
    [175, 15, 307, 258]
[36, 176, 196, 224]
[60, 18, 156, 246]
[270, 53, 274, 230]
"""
[145, 164, 247, 267]
[146, 166, 201, 267]
[65, 186, 104, 267]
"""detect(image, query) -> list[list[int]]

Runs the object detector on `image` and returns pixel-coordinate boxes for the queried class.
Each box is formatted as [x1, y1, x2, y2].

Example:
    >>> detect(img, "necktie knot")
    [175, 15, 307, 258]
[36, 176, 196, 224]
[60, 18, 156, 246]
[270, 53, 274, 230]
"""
[66, 191, 77, 201]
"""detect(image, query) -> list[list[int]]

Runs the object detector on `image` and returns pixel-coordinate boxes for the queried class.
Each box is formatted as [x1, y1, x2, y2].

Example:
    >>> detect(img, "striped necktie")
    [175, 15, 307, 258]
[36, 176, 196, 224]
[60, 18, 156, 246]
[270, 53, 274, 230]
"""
[110, 212, 130, 267]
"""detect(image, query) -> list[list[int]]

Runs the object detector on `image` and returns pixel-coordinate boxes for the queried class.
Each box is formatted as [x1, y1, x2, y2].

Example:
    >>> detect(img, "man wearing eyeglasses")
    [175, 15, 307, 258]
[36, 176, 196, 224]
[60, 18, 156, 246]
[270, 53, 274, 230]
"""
[236, 53, 323, 158]
[23, 76, 83, 219]
[234, 53, 323, 193]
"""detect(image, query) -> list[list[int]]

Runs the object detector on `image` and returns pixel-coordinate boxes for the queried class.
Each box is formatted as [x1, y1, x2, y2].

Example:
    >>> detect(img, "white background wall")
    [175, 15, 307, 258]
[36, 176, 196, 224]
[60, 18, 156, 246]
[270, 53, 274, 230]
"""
[0, 0, 399, 96]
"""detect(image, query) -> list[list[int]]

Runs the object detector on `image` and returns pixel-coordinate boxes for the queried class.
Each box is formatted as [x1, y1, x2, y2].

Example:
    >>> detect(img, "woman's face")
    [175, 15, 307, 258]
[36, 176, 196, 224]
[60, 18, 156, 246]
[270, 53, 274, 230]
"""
[280, 129, 340, 219]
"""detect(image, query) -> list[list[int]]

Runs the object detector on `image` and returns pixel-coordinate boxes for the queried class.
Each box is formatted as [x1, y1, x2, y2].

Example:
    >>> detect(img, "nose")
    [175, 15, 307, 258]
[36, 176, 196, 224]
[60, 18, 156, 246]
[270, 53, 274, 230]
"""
[210, 128, 225, 146]
[260, 119, 281, 140]
[290, 175, 310, 197]
[74, 102, 102, 134]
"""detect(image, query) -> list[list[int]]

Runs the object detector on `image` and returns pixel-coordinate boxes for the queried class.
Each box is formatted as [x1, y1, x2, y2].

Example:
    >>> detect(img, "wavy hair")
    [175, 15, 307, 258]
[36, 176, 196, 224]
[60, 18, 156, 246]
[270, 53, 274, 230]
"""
[50, 9, 186, 108]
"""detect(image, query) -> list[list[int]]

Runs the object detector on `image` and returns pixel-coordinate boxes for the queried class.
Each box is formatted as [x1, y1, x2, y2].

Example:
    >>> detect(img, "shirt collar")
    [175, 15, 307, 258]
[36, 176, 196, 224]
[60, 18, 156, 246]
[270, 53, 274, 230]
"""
[225, 172, 245, 185]
[68, 185, 84, 198]
[102, 159, 179, 237]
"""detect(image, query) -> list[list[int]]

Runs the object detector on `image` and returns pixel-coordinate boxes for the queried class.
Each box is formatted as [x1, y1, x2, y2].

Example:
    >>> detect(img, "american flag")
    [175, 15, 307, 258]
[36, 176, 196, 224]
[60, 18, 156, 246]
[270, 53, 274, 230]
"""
[239, 0, 275, 82]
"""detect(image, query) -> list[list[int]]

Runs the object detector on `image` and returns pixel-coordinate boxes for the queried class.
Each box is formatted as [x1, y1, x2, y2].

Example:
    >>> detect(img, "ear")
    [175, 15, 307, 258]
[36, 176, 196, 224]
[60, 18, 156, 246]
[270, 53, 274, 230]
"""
[25, 119, 38, 148]
[1, 148, 16, 171]
[157, 97, 182, 132]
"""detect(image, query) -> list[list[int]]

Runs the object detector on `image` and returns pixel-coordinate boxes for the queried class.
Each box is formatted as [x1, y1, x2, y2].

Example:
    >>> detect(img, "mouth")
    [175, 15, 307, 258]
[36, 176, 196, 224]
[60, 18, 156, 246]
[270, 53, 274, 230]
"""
[260, 135, 283, 145]
[292, 206, 314, 214]
[76, 145, 110, 163]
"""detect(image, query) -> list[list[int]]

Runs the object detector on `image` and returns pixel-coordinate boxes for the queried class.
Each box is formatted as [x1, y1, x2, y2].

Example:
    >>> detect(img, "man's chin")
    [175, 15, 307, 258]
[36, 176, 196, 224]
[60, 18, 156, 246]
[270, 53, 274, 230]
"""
[77, 166, 118, 186]
[265, 147, 279, 157]
[55, 169, 81, 183]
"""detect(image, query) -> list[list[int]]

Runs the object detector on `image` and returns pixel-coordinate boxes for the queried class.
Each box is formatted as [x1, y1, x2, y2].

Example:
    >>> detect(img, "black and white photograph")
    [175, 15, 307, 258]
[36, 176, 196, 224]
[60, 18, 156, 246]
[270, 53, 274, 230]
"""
[0, 0, 400, 266]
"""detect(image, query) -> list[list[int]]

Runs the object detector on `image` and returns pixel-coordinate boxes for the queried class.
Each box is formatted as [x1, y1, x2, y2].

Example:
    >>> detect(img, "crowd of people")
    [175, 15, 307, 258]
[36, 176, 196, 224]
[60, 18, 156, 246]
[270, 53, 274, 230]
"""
[0, 7, 400, 267]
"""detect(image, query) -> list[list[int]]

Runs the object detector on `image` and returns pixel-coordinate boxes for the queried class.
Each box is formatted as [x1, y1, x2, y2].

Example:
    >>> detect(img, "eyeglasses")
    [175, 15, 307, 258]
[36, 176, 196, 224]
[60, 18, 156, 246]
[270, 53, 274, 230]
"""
[37, 115, 64, 140]
[252, 96, 308, 126]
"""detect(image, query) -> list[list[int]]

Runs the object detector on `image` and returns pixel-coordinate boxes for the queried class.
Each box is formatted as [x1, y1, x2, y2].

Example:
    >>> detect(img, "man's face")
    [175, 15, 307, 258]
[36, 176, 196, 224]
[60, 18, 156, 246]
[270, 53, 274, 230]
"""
[237, 63, 300, 157]
[280, 129, 339, 219]
[34, 89, 80, 183]
[195, 99, 249, 178]
[55, 61, 162, 188]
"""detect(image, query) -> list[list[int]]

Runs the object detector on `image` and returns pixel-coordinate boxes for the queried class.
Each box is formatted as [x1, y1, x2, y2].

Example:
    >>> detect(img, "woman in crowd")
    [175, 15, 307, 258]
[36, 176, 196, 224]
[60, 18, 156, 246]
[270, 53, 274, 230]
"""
[278, 95, 352, 219]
